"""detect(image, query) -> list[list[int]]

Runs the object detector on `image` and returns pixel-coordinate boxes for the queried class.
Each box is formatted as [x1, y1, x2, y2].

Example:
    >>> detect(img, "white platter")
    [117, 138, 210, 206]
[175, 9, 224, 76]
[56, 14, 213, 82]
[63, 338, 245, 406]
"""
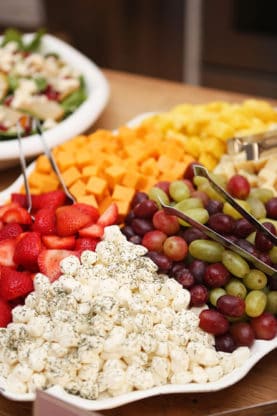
[0, 112, 276, 410]
[0, 33, 110, 169]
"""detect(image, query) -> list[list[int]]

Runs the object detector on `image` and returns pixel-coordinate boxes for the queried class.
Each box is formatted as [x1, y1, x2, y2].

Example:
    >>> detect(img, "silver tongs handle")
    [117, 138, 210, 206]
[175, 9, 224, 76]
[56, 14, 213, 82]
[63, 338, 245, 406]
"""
[227, 129, 277, 160]
[193, 165, 277, 245]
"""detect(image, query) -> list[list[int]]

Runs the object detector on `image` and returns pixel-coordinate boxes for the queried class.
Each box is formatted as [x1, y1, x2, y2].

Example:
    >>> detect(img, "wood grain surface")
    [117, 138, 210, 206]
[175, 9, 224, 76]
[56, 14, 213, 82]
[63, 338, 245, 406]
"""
[0, 69, 276, 416]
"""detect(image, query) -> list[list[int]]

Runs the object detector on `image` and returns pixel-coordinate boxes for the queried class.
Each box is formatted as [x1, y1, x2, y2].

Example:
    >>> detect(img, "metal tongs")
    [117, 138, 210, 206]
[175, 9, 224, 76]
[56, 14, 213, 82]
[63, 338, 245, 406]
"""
[16, 118, 75, 214]
[159, 165, 277, 277]
[227, 129, 277, 160]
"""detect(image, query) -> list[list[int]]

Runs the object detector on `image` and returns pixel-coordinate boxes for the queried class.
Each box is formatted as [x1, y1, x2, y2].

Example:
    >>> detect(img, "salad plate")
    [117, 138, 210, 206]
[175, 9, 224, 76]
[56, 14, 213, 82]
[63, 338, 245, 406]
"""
[0, 32, 109, 168]
[0, 112, 276, 410]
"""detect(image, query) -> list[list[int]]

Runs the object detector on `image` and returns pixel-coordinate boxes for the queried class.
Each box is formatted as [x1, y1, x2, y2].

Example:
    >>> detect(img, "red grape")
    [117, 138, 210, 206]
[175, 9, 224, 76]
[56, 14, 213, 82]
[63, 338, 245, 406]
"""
[191, 190, 209, 206]
[125, 210, 135, 225]
[208, 213, 235, 234]
[163, 236, 188, 261]
[215, 333, 237, 352]
[179, 227, 208, 244]
[147, 251, 172, 272]
[233, 218, 255, 238]
[133, 199, 158, 218]
[255, 222, 276, 252]
[129, 235, 142, 244]
[175, 268, 195, 288]
[266, 197, 277, 219]
[121, 225, 136, 239]
[131, 218, 154, 236]
[230, 322, 255, 347]
[154, 181, 171, 195]
[226, 174, 250, 199]
[183, 162, 202, 181]
[217, 295, 245, 317]
[189, 259, 207, 284]
[152, 210, 180, 235]
[190, 284, 209, 306]
[203, 263, 230, 288]
[206, 199, 223, 215]
[199, 309, 229, 335]
[131, 191, 148, 208]
[251, 312, 277, 340]
[142, 230, 167, 252]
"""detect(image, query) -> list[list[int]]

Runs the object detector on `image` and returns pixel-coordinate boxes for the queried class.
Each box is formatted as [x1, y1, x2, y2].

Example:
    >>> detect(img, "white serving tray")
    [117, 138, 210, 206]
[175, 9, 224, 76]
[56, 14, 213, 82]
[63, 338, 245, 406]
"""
[0, 112, 276, 410]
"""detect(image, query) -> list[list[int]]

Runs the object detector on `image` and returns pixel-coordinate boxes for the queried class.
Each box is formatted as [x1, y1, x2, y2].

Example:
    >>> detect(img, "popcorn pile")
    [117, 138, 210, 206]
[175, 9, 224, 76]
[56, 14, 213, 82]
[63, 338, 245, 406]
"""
[0, 226, 249, 400]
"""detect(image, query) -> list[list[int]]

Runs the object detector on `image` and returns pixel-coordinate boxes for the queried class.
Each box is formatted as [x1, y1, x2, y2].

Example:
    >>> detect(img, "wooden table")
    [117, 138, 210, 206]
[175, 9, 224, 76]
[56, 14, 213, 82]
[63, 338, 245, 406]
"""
[0, 70, 276, 416]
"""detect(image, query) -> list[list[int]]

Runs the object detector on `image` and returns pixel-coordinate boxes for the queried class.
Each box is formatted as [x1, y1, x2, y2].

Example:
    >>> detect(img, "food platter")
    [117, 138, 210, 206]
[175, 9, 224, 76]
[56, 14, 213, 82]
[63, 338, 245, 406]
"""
[0, 113, 276, 411]
[0, 33, 109, 169]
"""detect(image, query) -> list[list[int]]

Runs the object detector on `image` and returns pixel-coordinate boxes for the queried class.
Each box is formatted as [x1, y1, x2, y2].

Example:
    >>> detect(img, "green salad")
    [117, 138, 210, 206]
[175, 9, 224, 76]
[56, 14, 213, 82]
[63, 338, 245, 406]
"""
[0, 29, 87, 139]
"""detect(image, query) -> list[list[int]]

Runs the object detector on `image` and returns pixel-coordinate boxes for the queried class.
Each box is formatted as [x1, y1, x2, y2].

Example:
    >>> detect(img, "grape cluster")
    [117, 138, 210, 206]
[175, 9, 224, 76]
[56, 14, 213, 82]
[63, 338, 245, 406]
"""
[121, 164, 277, 352]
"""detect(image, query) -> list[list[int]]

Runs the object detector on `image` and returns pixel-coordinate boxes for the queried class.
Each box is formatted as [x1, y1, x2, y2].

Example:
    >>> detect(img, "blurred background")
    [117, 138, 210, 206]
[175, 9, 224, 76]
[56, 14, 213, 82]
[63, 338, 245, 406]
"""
[0, 0, 277, 97]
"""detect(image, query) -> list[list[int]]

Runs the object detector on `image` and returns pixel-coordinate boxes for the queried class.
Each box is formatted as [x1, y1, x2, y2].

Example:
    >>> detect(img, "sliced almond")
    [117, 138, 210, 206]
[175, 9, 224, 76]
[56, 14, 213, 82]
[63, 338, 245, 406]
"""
[0, 72, 8, 101]
[0, 105, 24, 126]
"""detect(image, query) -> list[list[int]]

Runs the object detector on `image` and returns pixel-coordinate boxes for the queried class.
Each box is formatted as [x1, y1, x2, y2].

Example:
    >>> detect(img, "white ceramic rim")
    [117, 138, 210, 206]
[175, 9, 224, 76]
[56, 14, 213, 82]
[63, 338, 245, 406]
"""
[0, 33, 110, 162]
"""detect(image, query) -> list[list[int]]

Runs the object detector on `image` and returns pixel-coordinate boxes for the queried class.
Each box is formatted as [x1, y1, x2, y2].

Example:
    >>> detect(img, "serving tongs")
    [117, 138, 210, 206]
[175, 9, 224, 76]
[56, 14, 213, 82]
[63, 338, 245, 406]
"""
[16, 118, 75, 215]
[227, 129, 277, 160]
[159, 165, 277, 277]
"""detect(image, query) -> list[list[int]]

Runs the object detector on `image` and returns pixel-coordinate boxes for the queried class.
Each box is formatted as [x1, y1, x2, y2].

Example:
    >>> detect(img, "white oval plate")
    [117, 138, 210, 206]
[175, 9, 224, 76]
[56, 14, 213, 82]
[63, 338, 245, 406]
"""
[0, 33, 110, 168]
[0, 113, 276, 410]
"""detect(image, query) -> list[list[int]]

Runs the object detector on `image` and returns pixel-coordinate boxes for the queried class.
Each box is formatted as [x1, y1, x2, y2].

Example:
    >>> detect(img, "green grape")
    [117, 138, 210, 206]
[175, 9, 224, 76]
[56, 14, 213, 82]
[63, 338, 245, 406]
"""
[148, 187, 169, 207]
[178, 208, 209, 227]
[245, 290, 267, 317]
[198, 182, 224, 202]
[209, 288, 226, 307]
[243, 269, 267, 290]
[223, 200, 251, 220]
[269, 246, 277, 264]
[246, 231, 256, 245]
[225, 278, 247, 299]
[189, 240, 224, 262]
[246, 196, 266, 219]
[169, 180, 190, 202]
[266, 291, 277, 314]
[222, 250, 250, 278]
[174, 197, 203, 211]
[250, 188, 274, 203]
[193, 176, 208, 187]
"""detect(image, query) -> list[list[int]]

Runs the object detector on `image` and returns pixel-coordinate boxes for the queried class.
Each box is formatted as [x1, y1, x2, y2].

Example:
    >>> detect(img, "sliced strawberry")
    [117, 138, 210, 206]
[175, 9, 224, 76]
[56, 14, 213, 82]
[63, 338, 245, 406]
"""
[56, 205, 93, 237]
[13, 232, 42, 272]
[11, 193, 28, 208]
[32, 190, 67, 211]
[0, 298, 12, 327]
[74, 203, 100, 222]
[0, 202, 20, 220]
[75, 237, 99, 251]
[33, 208, 56, 235]
[0, 220, 3, 231]
[0, 266, 33, 300]
[79, 223, 104, 238]
[0, 239, 17, 267]
[0, 223, 23, 241]
[42, 235, 75, 249]
[97, 202, 118, 227]
[38, 249, 75, 282]
[2, 206, 32, 225]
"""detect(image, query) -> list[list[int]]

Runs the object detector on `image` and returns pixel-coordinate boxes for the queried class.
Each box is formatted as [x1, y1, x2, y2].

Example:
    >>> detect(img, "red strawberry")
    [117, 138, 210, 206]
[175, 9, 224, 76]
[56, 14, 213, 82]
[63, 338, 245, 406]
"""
[32, 190, 67, 211]
[0, 220, 3, 231]
[79, 223, 104, 238]
[2, 206, 32, 225]
[74, 203, 100, 222]
[38, 249, 76, 282]
[97, 203, 118, 227]
[0, 202, 20, 219]
[0, 298, 12, 327]
[0, 223, 23, 241]
[13, 232, 42, 271]
[0, 239, 17, 267]
[56, 205, 93, 237]
[33, 208, 56, 235]
[75, 237, 99, 251]
[0, 267, 33, 300]
[42, 235, 75, 249]
[11, 193, 28, 208]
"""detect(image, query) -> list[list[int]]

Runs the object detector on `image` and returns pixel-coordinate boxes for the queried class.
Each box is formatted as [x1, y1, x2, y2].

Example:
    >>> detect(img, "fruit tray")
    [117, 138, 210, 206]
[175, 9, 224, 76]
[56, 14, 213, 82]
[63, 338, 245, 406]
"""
[0, 113, 276, 411]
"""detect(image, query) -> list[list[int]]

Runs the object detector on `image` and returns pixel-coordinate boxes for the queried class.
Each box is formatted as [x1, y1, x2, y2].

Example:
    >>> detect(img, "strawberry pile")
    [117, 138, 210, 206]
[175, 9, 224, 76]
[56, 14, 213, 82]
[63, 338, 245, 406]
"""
[0, 190, 118, 327]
